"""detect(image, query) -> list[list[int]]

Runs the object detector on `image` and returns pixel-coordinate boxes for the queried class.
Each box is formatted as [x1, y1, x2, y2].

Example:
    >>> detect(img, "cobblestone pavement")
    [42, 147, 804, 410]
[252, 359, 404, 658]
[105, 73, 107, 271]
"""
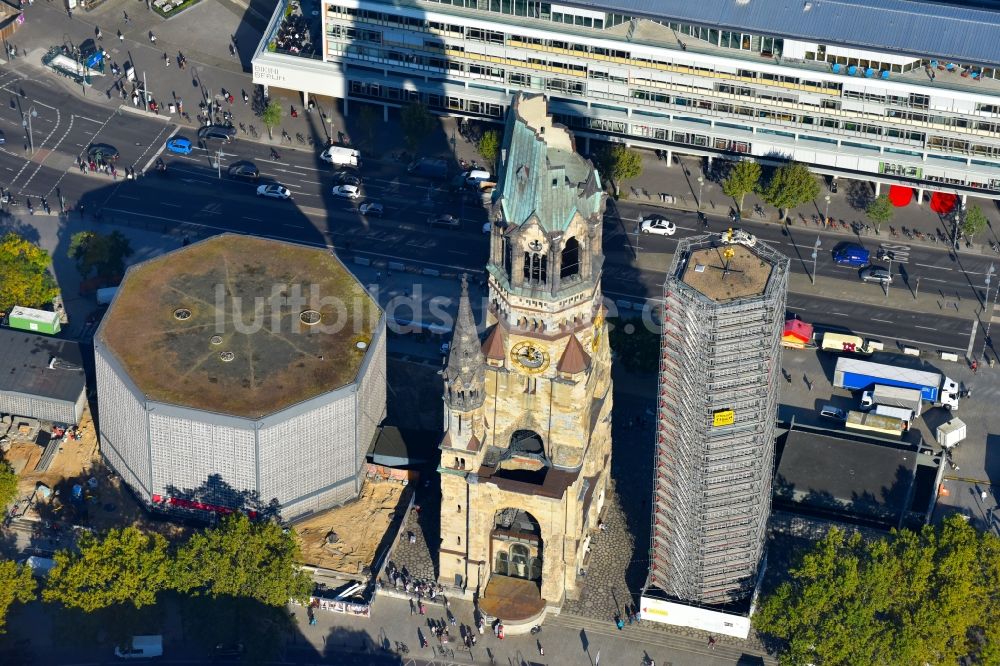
[385, 481, 440, 586]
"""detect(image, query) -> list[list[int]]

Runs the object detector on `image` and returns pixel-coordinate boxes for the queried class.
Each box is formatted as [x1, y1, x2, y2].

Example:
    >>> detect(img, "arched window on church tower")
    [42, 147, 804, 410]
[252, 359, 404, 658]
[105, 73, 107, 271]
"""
[560, 237, 580, 279]
[523, 252, 547, 284]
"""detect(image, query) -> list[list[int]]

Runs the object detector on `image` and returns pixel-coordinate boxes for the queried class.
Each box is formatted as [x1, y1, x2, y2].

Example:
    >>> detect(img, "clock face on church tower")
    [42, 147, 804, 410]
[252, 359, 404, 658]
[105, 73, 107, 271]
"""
[510, 341, 550, 374]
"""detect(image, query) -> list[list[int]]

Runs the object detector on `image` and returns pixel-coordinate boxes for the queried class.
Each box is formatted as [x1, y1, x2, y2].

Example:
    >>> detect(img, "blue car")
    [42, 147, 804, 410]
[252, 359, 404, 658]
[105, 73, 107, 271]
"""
[166, 137, 193, 155]
[832, 243, 870, 268]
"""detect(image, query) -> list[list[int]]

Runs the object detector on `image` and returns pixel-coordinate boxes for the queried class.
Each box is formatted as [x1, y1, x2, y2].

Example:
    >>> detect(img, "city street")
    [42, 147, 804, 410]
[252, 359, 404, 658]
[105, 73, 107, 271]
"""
[0, 0, 996, 358]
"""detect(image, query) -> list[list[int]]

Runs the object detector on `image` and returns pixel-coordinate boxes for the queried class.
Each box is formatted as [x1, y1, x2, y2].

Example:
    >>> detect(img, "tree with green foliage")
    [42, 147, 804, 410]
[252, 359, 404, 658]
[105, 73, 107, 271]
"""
[755, 515, 1000, 665]
[43, 527, 170, 612]
[171, 514, 312, 606]
[67, 230, 133, 280]
[962, 205, 989, 242]
[0, 232, 59, 315]
[400, 102, 434, 153]
[598, 145, 643, 197]
[261, 100, 282, 140]
[0, 461, 18, 512]
[476, 130, 501, 168]
[760, 162, 821, 219]
[865, 194, 894, 232]
[0, 559, 35, 633]
[722, 160, 762, 214]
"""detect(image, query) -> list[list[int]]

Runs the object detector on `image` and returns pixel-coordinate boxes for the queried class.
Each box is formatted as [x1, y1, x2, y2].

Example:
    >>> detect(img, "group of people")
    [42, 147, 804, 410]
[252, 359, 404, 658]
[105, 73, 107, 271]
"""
[274, 12, 313, 54]
[383, 562, 442, 600]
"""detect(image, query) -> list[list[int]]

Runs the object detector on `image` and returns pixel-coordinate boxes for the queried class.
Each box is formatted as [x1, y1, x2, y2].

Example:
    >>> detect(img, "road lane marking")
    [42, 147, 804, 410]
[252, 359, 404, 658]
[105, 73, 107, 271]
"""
[871, 318, 892, 323]
[921, 278, 949, 283]
[914, 263, 951, 271]
[831, 312, 848, 316]
[161, 202, 181, 207]
[243, 216, 262, 221]
[915, 326, 937, 330]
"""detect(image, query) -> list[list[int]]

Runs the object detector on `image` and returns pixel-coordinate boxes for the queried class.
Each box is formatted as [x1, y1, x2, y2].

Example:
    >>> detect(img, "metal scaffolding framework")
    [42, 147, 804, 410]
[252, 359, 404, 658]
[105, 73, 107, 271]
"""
[645, 233, 789, 606]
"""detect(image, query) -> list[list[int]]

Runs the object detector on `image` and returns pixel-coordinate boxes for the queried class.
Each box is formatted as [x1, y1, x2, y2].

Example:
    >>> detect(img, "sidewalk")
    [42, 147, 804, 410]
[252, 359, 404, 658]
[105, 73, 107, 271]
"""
[291, 587, 767, 665]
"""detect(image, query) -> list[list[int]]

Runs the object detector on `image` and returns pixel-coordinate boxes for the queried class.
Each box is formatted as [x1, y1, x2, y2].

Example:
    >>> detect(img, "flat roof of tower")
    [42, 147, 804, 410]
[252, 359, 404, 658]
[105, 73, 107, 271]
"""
[98, 234, 380, 419]
[679, 242, 774, 303]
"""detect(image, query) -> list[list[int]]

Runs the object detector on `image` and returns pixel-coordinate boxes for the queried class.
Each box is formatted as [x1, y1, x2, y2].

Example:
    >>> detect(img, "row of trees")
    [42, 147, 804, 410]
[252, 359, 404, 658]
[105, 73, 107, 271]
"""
[722, 161, 991, 239]
[722, 160, 821, 219]
[755, 515, 1000, 665]
[1, 229, 134, 316]
[0, 515, 312, 633]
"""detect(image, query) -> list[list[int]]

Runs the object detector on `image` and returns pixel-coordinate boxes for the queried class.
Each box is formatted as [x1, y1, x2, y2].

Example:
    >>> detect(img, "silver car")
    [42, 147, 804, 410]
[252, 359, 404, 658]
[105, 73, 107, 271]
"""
[859, 266, 892, 284]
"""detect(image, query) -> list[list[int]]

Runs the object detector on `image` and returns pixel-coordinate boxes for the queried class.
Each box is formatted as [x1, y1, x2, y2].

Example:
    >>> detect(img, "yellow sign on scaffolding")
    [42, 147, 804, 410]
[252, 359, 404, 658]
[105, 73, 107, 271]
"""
[712, 410, 735, 427]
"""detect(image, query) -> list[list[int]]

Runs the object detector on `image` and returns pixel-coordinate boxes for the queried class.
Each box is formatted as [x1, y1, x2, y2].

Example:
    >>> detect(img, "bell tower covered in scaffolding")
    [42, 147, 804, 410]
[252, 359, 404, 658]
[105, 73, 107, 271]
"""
[646, 229, 789, 607]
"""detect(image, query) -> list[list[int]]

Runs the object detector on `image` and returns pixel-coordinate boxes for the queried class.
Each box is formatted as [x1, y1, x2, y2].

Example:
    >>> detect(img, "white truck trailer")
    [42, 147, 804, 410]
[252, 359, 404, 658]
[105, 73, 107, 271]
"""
[861, 384, 924, 416]
[833, 357, 959, 410]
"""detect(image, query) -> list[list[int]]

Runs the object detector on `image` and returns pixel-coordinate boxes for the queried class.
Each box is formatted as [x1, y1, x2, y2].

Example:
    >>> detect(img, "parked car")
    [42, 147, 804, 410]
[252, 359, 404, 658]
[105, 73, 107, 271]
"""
[114, 635, 163, 660]
[639, 215, 676, 236]
[165, 136, 193, 155]
[819, 405, 847, 421]
[256, 184, 291, 200]
[331, 184, 361, 199]
[0, 129, 6, 144]
[227, 161, 259, 182]
[859, 266, 892, 284]
[332, 170, 361, 186]
[427, 214, 460, 229]
[211, 642, 244, 661]
[359, 202, 384, 217]
[198, 125, 236, 142]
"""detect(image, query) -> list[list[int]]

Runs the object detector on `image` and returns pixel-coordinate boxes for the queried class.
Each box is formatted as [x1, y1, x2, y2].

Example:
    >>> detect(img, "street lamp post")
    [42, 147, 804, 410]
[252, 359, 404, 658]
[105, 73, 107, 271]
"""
[696, 176, 704, 211]
[824, 194, 831, 228]
[22, 105, 37, 155]
[885, 255, 893, 298]
[983, 263, 996, 363]
[811, 235, 821, 285]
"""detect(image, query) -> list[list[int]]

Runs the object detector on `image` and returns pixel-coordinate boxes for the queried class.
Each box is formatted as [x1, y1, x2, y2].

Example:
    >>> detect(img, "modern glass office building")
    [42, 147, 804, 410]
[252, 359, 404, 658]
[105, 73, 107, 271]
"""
[253, 0, 1000, 198]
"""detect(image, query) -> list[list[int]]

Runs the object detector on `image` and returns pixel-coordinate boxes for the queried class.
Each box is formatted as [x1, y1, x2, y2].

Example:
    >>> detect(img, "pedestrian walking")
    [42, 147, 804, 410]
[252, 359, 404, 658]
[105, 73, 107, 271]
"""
[409, 599, 415, 616]
[538, 642, 544, 656]
[149, 31, 156, 44]
[418, 602, 425, 615]
[708, 636, 717, 649]
[118, 30, 123, 42]
[616, 616, 624, 630]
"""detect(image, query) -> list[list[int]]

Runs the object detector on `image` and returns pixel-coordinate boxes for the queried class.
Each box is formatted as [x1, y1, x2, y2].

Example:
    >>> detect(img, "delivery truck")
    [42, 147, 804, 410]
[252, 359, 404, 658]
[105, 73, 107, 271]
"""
[874, 405, 914, 427]
[833, 357, 959, 410]
[860, 384, 924, 416]
[819, 332, 883, 355]
[936, 419, 967, 449]
[846, 410, 905, 437]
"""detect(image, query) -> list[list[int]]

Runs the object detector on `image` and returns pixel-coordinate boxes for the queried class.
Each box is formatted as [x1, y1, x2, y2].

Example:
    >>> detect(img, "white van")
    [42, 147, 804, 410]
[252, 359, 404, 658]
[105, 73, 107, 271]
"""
[24, 556, 56, 578]
[115, 635, 163, 660]
[464, 169, 492, 186]
[320, 146, 361, 167]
